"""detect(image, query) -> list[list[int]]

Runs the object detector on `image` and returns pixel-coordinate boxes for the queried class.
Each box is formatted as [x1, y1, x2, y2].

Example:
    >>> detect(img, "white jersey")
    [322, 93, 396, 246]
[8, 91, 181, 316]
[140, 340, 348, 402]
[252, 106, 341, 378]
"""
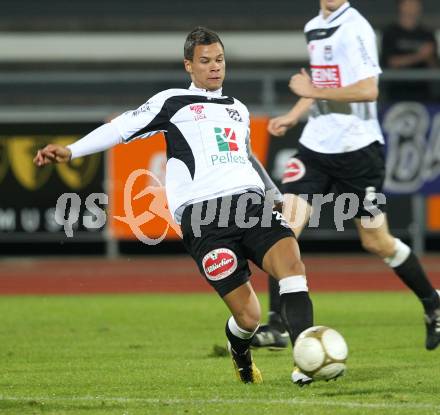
[300, 2, 384, 154]
[111, 84, 265, 223]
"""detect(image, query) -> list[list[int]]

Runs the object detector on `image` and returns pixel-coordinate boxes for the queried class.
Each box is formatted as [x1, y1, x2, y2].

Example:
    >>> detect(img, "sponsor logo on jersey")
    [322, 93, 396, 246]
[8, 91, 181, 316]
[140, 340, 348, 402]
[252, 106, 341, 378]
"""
[132, 102, 151, 117]
[210, 152, 247, 166]
[190, 104, 207, 120]
[214, 127, 239, 152]
[282, 157, 306, 183]
[324, 45, 333, 61]
[211, 127, 246, 165]
[311, 65, 341, 88]
[202, 248, 238, 281]
[226, 108, 243, 122]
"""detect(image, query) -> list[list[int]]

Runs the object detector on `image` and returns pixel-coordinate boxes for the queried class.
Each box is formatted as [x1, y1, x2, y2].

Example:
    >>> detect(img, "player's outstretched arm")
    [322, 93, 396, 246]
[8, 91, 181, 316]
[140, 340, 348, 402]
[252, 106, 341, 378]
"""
[33, 144, 71, 166]
[268, 97, 314, 137]
[33, 122, 123, 167]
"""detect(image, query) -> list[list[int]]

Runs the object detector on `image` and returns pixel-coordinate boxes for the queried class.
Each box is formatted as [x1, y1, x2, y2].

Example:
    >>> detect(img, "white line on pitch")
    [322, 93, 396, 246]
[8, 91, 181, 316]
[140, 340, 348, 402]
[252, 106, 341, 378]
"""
[0, 396, 439, 410]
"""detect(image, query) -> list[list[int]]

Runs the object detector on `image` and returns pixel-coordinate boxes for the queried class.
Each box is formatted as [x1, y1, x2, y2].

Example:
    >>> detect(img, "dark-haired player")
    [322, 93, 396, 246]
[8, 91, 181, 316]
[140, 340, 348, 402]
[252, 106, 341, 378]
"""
[34, 27, 315, 385]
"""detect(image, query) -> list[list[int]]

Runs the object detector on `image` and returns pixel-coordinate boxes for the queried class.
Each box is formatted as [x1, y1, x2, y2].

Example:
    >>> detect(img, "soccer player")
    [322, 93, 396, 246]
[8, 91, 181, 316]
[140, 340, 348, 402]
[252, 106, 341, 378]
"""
[253, 0, 440, 352]
[33, 27, 314, 385]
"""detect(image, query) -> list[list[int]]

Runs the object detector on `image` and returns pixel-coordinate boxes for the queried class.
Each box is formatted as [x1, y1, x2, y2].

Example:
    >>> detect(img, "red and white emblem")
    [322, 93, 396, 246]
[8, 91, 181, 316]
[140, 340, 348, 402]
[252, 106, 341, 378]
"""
[202, 248, 237, 281]
[190, 104, 207, 120]
[282, 157, 306, 183]
[190, 104, 204, 114]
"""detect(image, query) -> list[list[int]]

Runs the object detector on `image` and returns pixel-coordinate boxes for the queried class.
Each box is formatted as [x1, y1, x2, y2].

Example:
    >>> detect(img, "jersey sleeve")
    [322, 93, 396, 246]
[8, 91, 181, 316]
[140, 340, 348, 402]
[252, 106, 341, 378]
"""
[343, 21, 382, 81]
[111, 90, 170, 143]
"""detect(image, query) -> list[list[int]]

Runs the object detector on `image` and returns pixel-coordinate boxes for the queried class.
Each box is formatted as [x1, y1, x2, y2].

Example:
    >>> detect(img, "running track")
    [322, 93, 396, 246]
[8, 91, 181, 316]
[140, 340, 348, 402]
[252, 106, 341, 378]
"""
[1, 255, 439, 295]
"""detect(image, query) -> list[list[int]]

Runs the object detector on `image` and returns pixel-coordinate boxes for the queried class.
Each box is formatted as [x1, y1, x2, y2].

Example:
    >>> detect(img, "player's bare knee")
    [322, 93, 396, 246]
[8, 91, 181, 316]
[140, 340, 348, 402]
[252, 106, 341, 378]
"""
[274, 257, 306, 279]
[361, 236, 381, 255]
[233, 307, 261, 331]
[361, 235, 394, 257]
[379, 236, 398, 258]
[285, 257, 306, 277]
[233, 310, 261, 332]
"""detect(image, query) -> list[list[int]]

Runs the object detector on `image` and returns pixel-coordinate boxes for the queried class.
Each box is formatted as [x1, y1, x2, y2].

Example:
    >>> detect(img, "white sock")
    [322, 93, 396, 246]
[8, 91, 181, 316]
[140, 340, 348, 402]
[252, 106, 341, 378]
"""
[384, 238, 411, 268]
[279, 275, 308, 295]
[227, 316, 258, 339]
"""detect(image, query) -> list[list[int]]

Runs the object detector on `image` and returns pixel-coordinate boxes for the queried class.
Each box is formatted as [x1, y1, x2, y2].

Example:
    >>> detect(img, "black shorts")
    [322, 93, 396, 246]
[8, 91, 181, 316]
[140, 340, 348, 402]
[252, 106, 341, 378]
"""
[180, 192, 295, 297]
[281, 142, 386, 218]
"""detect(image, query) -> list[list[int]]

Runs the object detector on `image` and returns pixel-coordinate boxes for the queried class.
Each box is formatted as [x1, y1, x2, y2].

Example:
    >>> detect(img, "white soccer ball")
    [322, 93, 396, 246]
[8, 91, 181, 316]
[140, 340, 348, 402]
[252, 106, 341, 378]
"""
[293, 326, 348, 381]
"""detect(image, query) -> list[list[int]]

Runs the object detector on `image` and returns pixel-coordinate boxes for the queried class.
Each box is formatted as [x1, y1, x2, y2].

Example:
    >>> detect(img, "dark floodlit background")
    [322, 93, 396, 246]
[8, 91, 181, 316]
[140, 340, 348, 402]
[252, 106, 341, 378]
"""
[0, 0, 439, 257]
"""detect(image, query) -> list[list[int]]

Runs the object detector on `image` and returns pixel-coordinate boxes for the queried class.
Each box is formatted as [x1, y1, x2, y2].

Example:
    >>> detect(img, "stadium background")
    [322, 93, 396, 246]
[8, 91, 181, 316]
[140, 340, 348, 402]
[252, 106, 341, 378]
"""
[1, 0, 440, 259]
[1, 2, 440, 414]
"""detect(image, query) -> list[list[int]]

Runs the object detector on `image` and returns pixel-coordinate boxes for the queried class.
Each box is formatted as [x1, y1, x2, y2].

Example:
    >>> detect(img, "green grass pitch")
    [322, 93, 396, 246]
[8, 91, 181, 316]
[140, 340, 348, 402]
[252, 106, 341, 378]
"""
[0, 292, 439, 415]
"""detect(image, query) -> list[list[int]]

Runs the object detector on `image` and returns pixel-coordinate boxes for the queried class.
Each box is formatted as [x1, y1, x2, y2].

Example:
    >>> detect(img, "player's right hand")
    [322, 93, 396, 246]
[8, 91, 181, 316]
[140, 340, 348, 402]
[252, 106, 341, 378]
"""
[33, 144, 72, 167]
[268, 115, 296, 137]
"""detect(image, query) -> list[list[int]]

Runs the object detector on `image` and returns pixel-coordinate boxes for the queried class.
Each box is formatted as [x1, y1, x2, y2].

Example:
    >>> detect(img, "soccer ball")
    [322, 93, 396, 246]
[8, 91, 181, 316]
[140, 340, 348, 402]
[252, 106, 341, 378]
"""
[293, 326, 348, 381]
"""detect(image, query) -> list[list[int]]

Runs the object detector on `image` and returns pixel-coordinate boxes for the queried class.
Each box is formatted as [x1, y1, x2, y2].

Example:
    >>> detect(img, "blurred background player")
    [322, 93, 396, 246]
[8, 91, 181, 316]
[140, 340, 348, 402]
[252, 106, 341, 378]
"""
[34, 27, 315, 385]
[252, 0, 440, 352]
[381, 0, 438, 101]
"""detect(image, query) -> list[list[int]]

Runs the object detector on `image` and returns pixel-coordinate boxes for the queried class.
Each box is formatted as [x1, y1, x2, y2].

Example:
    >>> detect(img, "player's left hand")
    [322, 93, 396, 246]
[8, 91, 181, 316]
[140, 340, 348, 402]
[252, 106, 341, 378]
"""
[289, 68, 316, 99]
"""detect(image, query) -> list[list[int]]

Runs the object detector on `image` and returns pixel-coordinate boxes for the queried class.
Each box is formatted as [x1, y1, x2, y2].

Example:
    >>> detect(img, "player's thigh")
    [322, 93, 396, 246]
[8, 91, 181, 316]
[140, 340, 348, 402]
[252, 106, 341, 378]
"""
[334, 142, 386, 218]
[282, 193, 312, 238]
[240, 193, 306, 278]
[261, 236, 305, 278]
[242, 203, 297, 276]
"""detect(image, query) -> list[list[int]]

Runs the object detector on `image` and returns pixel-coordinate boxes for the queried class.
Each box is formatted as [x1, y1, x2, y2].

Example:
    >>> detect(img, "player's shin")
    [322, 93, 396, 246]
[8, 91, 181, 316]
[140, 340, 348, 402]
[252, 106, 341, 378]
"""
[384, 238, 439, 313]
[250, 276, 288, 349]
[268, 275, 285, 330]
[225, 316, 263, 383]
[279, 275, 314, 345]
[225, 316, 257, 354]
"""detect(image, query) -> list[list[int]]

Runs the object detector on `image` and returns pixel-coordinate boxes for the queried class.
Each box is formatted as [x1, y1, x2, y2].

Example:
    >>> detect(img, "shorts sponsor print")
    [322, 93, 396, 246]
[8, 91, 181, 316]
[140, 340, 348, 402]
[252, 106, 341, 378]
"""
[202, 248, 238, 281]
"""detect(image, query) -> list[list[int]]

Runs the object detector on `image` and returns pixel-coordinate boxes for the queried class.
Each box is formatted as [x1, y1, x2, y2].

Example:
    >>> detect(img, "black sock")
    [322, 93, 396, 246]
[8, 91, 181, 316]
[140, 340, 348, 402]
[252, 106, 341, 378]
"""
[225, 320, 253, 354]
[268, 311, 286, 332]
[280, 291, 314, 344]
[393, 252, 440, 313]
[269, 275, 281, 314]
[268, 276, 286, 331]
